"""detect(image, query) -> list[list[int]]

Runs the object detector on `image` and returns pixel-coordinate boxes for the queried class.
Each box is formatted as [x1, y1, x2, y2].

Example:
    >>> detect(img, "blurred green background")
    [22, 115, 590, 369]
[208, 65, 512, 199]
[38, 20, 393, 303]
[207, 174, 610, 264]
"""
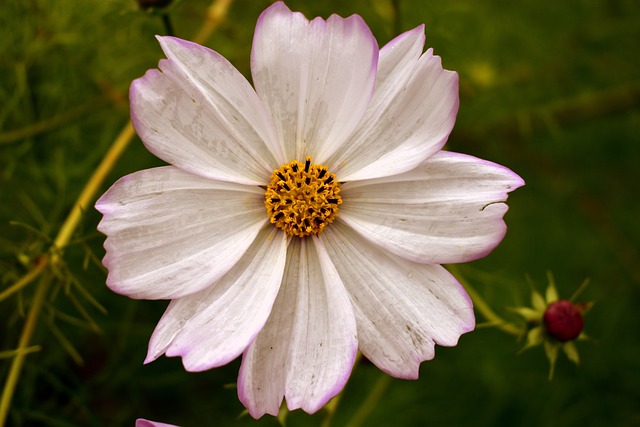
[1, 0, 639, 426]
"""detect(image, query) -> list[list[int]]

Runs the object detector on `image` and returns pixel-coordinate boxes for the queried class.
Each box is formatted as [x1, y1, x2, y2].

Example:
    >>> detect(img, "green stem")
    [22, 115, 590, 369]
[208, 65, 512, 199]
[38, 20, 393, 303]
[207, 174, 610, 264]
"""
[192, 0, 232, 45]
[161, 13, 174, 36]
[320, 352, 362, 427]
[0, 100, 106, 145]
[0, 100, 105, 145]
[391, 0, 402, 35]
[347, 373, 393, 427]
[448, 265, 521, 336]
[0, 346, 41, 360]
[0, 257, 47, 303]
[0, 274, 50, 427]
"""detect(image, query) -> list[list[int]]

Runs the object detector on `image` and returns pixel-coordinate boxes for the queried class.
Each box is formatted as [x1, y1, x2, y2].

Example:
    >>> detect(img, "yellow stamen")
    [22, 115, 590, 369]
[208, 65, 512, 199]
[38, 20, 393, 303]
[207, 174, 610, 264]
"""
[265, 156, 342, 237]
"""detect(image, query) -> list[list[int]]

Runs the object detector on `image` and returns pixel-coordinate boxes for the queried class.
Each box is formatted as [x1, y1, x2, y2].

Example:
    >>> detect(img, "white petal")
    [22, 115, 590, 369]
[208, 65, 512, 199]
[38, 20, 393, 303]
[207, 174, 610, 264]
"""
[130, 36, 282, 185]
[340, 151, 525, 264]
[144, 226, 287, 371]
[321, 221, 474, 379]
[327, 26, 459, 181]
[95, 166, 267, 299]
[251, 2, 378, 162]
[238, 237, 358, 418]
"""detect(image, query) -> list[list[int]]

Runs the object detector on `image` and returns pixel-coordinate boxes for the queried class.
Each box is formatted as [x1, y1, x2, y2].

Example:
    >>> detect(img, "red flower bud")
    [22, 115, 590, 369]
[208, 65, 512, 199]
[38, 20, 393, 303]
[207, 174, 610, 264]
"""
[543, 300, 584, 342]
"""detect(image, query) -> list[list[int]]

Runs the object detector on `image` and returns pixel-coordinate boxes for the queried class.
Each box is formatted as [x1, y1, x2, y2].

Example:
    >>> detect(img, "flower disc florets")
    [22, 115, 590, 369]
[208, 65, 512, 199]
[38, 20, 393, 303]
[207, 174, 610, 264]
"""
[265, 156, 342, 237]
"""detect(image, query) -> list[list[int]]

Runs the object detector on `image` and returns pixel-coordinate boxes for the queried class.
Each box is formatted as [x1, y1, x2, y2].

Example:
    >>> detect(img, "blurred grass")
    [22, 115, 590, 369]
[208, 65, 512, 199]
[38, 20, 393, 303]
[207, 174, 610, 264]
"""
[1, 0, 640, 426]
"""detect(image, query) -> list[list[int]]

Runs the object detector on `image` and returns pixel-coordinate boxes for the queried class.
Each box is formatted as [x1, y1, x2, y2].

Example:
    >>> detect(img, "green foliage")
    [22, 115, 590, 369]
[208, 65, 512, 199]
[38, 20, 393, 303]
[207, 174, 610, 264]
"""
[1, 0, 640, 426]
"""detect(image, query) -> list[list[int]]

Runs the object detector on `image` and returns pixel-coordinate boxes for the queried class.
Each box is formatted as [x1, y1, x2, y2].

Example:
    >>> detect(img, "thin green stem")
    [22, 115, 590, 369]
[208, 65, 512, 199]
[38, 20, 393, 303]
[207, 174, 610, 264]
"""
[0, 257, 47, 303]
[161, 13, 174, 36]
[0, 274, 50, 427]
[0, 100, 106, 145]
[0, 346, 41, 360]
[347, 373, 393, 427]
[320, 352, 362, 427]
[391, 0, 402, 35]
[448, 265, 520, 336]
[320, 394, 340, 427]
[192, 0, 233, 45]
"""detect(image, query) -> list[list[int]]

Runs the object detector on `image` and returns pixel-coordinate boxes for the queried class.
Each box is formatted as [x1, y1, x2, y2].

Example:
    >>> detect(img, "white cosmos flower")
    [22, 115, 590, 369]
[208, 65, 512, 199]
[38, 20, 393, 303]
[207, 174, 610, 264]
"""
[96, 1, 523, 418]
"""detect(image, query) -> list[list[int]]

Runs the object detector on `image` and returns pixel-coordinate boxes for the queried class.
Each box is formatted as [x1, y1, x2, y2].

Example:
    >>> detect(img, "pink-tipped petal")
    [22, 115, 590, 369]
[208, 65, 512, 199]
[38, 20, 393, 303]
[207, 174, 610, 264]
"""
[339, 151, 524, 264]
[144, 227, 287, 371]
[95, 166, 266, 299]
[238, 237, 357, 418]
[130, 36, 281, 185]
[135, 419, 179, 427]
[251, 2, 378, 162]
[321, 221, 475, 379]
[327, 26, 459, 181]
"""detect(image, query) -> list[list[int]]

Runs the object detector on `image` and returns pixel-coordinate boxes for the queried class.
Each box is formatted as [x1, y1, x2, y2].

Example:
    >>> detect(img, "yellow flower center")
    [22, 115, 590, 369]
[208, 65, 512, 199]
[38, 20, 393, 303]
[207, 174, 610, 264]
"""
[265, 157, 342, 237]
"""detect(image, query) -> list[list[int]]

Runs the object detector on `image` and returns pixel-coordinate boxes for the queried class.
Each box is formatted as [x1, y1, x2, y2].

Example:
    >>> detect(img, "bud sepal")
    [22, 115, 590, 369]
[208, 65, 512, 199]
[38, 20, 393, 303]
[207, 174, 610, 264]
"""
[511, 272, 592, 379]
